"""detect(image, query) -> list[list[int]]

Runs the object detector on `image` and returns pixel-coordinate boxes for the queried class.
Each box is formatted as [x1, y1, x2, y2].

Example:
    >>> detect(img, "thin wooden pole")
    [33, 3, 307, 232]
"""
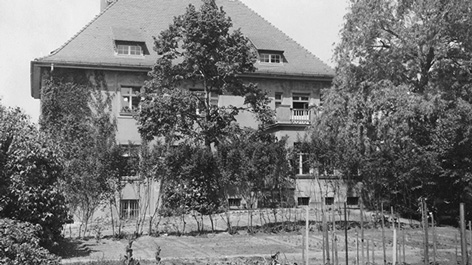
[366, 238, 370, 265]
[456, 233, 459, 264]
[381, 203, 386, 265]
[323, 207, 326, 265]
[344, 202, 348, 265]
[306, 206, 309, 265]
[372, 239, 375, 265]
[356, 229, 359, 265]
[469, 220, 472, 260]
[325, 207, 330, 265]
[332, 210, 335, 264]
[460, 203, 468, 265]
[391, 206, 396, 265]
[422, 198, 429, 265]
[432, 212, 436, 265]
[361, 203, 365, 265]
[333, 207, 338, 265]
[402, 228, 406, 265]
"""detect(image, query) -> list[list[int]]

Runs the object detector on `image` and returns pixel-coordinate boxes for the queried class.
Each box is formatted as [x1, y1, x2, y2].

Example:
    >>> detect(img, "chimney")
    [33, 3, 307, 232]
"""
[100, 0, 115, 12]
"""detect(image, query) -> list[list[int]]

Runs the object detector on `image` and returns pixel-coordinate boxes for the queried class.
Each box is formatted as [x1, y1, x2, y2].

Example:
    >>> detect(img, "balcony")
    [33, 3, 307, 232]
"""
[275, 106, 312, 125]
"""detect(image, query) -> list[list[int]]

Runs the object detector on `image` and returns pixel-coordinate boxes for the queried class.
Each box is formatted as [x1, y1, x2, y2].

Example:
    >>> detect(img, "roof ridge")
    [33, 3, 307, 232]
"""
[235, 0, 333, 74]
[35, 0, 119, 61]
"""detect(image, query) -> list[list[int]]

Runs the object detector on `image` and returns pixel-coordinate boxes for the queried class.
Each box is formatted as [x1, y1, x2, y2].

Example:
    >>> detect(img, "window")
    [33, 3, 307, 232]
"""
[325, 197, 334, 206]
[298, 197, 310, 206]
[275, 92, 282, 108]
[294, 142, 310, 175]
[259, 53, 282, 63]
[347, 197, 359, 206]
[228, 198, 241, 208]
[121, 199, 139, 219]
[120, 145, 140, 179]
[189, 88, 218, 114]
[121, 87, 140, 115]
[115, 41, 144, 56]
[292, 93, 309, 109]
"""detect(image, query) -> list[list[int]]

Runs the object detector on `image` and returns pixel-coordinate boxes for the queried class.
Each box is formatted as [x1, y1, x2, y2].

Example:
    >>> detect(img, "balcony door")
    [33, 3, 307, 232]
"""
[292, 93, 310, 123]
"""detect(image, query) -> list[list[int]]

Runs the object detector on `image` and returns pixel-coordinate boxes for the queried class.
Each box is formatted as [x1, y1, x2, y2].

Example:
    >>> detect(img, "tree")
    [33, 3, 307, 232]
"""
[310, 0, 472, 220]
[160, 143, 222, 233]
[40, 72, 120, 237]
[0, 219, 60, 264]
[138, 0, 272, 148]
[0, 102, 69, 249]
[217, 128, 294, 231]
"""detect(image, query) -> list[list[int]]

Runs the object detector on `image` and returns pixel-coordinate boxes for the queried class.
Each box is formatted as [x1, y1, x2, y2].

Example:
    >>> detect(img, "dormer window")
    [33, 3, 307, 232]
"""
[258, 50, 284, 64]
[112, 27, 148, 57]
[260, 53, 281, 63]
[116, 41, 143, 56]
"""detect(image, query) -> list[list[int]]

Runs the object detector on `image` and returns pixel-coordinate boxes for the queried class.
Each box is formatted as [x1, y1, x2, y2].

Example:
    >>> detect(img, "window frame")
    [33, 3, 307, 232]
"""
[120, 199, 139, 219]
[115, 41, 145, 56]
[324, 197, 334, 206]
[297, 197, 310, 206]
[120, 86, 141, 116]
[228, 198, 242, 208]
[259, 52, 284, 64]
[292, 93, 310, 110]
[275, 92, 283, 108]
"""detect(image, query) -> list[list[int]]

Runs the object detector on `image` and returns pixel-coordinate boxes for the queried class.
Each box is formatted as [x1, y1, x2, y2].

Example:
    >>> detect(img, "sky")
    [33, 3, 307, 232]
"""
[0, 0, 349, 123]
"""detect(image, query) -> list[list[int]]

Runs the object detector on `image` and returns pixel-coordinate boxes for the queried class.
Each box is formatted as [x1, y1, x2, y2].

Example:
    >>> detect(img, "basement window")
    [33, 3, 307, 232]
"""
[325, 197, 334, 206]
[298, 197, 310, 206]
[228, 198, 242, 208]
[347, 197, 359, 206]
[121, 199, 139, 219]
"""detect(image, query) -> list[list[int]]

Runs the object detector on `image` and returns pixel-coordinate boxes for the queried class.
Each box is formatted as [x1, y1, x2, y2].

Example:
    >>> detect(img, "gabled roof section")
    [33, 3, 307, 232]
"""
[34, 0, 334, 78]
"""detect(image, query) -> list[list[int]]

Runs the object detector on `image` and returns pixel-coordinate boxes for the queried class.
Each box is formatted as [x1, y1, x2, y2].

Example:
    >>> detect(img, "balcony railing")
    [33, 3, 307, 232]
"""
[291, 109, 310, 124]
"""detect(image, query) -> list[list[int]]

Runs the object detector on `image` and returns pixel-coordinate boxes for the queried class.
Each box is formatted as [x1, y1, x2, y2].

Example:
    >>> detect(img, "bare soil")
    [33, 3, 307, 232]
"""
[59, 208, 467, 264]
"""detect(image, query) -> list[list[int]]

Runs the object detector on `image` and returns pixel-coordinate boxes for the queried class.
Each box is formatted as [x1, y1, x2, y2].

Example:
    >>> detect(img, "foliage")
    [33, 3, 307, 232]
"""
[40, 72, 121, 236]
[160, 143, 222, 219]
[0, 103, 69, 249]
[138, 0, 272, 147]
[217, 129, 295, 209]
[308, 0, 472, 220]
[0, 218, 60, 264]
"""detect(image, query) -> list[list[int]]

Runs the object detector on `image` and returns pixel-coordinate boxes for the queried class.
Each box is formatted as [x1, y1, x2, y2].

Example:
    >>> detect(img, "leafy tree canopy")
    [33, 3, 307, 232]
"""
[309, 0, 472, 220]
[0, 102, 69, 248]
[40, 73, 120, 236]
[138, 0, 272, 147]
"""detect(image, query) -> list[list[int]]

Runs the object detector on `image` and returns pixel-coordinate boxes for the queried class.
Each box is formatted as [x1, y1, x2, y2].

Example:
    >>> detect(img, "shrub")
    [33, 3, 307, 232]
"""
[0, 218, 60, 264]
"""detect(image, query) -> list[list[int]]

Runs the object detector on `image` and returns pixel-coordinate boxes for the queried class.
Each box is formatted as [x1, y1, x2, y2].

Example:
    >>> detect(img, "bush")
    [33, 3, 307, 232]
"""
[0, 218, 60, 264]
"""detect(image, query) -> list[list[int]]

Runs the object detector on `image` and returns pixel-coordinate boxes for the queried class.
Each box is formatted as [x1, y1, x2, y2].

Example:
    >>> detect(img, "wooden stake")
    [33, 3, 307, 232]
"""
[323, 207, 326, 265]
[469, 220, 472, 260]
[366, 238, 370, 265]
[356, 229, 359, 265]
[372, 239, 375, 265]
[332, 211, 335, 264]
[306, 206, 309, 265]
[333, 207, 338, 265]
[361, 203, 364, 265]
[460, 203, 468, 265]
[422, 198, 429, 265]
[402, 228, 406, 265]
[381, 202, 386, 265]
[456, 233, 459, 264]
[432, 212, 436, 265]
[391, 206, 396, 265]
[344, 202, 348, 265]
[326, 209, 330, 265]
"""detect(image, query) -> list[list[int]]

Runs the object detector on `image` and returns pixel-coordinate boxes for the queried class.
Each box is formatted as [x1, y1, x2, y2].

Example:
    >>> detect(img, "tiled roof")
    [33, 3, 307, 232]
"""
[35, 0, 334, 78]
